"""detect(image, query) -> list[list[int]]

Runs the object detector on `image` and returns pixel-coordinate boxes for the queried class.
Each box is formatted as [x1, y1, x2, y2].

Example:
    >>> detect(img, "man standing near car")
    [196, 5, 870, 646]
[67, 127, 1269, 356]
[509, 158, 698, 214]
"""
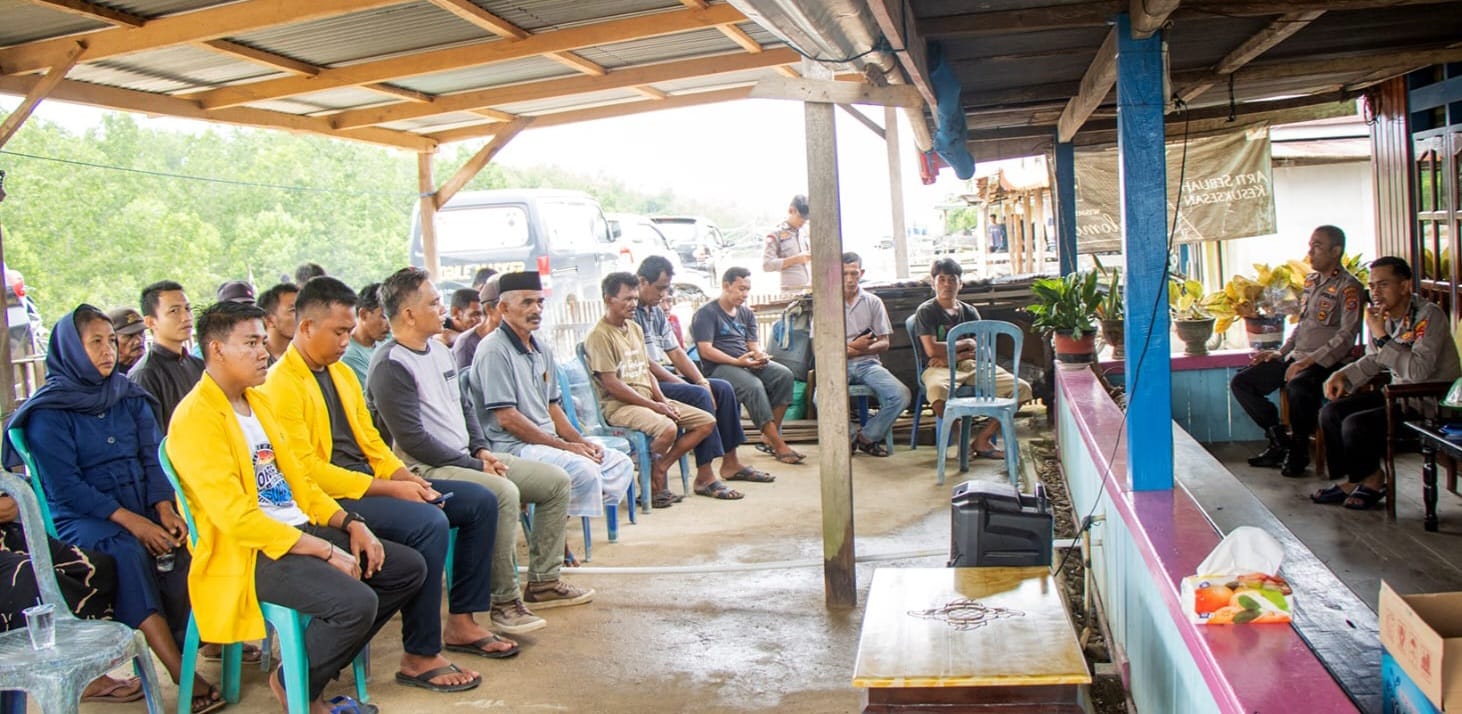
[762, 195, 811, 293]
[108, 307, 147, 374]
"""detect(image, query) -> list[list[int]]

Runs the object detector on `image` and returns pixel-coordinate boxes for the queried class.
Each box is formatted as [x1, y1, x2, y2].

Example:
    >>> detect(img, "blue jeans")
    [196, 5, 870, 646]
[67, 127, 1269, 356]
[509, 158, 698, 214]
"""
[660, 379, 744, 467]
[848, 361, 911, 442]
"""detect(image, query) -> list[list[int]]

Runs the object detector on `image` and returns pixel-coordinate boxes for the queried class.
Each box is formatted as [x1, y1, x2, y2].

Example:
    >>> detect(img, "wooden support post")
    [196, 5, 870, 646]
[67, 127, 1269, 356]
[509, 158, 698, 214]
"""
[806, 100, 856, 609]
[434, 117, 531, 210]
[0, 41, 83, 149]
[417, 151, 441, 280]
[1055, 142, 1078, 275]
[1032, 190, 1047, 272]
[1116, 13, 1173, 491]
[0, 198, 15, 417]
[886, 106, 911, 279]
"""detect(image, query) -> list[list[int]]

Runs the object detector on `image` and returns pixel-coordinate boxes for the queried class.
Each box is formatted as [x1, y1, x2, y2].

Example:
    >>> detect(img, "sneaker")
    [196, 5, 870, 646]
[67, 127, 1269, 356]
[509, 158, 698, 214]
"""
[524, 580, 595, 610]
[489, 599, 546, 635]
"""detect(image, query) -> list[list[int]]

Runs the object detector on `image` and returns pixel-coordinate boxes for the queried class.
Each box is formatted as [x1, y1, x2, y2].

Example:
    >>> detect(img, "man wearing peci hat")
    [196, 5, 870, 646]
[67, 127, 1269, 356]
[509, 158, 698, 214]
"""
[108, 307, 148, 373]
[452, 274, 501, 371]
[216, 280, 257, 305]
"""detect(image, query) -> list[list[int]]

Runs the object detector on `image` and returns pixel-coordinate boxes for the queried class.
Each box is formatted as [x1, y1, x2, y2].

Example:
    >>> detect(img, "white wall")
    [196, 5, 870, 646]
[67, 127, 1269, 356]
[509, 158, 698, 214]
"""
[1221, 160, 1376, 273]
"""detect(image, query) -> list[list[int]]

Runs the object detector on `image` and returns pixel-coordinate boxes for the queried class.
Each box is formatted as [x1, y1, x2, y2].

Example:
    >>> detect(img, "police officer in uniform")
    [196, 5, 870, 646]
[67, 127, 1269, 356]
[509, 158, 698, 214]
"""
[1230, 225, 1363, 477]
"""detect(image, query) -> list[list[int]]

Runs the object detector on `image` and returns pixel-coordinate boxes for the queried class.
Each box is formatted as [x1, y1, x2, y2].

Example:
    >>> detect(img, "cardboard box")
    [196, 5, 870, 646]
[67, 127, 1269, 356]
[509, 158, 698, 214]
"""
[1379, 582, 1462, 713]
[1180, 572, 1293, 625]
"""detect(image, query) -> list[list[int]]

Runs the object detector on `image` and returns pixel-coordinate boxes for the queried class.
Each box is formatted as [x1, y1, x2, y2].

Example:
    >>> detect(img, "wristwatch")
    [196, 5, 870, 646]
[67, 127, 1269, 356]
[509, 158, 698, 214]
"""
[1373, 335, 1392, 350]
[340, 512, 367, 532]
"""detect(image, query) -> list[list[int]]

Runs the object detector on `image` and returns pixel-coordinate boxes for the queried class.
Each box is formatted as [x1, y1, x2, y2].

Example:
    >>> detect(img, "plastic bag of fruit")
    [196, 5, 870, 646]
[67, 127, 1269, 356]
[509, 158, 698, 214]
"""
[1180, 527, 1293, 625]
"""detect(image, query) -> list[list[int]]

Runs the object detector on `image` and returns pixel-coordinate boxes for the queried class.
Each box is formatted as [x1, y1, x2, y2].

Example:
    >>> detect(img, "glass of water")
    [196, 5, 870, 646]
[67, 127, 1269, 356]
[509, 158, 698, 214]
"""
[155, 549, 176, 573]
[23, 603, 55, 650]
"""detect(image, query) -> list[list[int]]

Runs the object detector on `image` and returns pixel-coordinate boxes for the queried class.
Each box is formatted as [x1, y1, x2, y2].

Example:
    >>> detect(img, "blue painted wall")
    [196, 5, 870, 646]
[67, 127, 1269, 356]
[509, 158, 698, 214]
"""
[1170, 367, 1270, 443]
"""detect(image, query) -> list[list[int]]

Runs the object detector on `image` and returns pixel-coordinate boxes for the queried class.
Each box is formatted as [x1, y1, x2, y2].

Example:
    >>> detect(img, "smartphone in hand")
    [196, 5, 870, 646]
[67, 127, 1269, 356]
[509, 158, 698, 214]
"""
[427, 491, 455, 505]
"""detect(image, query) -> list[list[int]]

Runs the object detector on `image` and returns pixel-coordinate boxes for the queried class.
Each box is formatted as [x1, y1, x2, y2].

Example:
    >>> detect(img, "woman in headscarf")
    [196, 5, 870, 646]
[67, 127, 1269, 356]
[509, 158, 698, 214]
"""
[3, 305, 222, 713]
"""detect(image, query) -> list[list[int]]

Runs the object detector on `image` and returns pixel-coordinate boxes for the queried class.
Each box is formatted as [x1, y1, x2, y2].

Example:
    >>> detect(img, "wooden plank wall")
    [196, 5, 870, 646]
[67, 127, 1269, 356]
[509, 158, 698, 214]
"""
[1169, 366, 1270, 443]
[1368, 77, 1414, 262]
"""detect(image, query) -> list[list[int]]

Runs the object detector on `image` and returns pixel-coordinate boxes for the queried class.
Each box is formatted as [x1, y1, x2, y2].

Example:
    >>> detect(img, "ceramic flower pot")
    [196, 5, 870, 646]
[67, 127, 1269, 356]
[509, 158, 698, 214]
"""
[1244, 315, 1285, 351]
[1052, 329, 1097, 364]
[1174, 317, 1216, 356]
[1100, 319, 1124, 360]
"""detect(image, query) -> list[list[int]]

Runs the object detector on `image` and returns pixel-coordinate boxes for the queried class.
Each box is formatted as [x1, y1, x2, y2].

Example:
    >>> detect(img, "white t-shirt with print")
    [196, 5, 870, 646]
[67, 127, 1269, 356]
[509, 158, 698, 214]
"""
[235, 410, 308, 527]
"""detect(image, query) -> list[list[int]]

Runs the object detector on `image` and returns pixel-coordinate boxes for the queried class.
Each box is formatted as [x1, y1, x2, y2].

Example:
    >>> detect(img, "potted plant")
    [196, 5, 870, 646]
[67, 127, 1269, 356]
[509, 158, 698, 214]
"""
[1169, 277, 1216, 356]
[1204, 262, 1303, 350]
[1029, 271, 1102, 364]
[1092, 256, 1124, 359]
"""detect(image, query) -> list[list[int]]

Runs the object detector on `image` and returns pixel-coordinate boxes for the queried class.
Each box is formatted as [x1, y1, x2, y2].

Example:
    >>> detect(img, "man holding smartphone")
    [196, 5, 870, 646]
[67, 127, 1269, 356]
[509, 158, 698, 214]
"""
[1230, 225, 1363, 478]
[843, 253, 910, 456]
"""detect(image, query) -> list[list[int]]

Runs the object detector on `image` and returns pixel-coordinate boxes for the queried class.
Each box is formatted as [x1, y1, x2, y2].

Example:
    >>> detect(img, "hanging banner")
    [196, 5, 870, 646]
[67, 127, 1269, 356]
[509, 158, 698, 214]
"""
[1074, 125, 1276, 254]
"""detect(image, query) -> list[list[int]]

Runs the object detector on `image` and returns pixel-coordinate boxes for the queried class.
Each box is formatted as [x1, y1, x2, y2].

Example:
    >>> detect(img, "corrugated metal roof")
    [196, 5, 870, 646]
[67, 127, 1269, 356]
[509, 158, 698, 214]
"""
[495, 87, 644, 115]
[87, 45, 279, 92]
[231, 2, 491, 68]
[104, 0, 232, 19]
[66, 64, 196, 94]
[391, 56, 574, 96]
[287, 86, 398, 111]
[577, 28, 743, 69]
[473, 0, 682, 33]
[246, 97, 345, 116]
[381, 112, 493, 132]
[0, 2, 106, 46]
[650, 68, 772, 93]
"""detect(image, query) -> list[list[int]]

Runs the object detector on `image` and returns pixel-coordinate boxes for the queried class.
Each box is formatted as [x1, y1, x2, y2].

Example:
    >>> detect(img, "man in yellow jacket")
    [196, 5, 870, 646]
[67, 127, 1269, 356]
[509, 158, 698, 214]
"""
[167, 301, 428, 713]
[263, 277, 513, 692]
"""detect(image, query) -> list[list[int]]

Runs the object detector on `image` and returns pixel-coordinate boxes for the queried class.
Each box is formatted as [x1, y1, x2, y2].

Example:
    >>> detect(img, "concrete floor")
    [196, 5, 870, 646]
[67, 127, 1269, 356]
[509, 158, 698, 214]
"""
[72, 424, 1040, 714]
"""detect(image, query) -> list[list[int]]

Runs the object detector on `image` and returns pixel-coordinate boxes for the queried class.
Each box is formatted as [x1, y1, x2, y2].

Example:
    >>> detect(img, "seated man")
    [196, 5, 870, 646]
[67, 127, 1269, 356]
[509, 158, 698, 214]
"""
[108, 307, 147, 374]
[1230, 225, 1362, 477]
[472, 272, 636, 522]
[452, 275, 501, 371]
[914, 258, 1032, 458]
[691, 267, 801, 464]
[128, 280, 204, 430]
[167, 301, 427, 714]
[366, 267, 587, 634]
[438, 288, 483, 349]
[586, 273, 721, 505]
[262, 277, 511, 691]
[342, 282, 388, 388]
[842, 252, 911, 457]
[634, 257, 773, 489]
[258, 282, 300, 365]
[1313, 256, 1461, 510]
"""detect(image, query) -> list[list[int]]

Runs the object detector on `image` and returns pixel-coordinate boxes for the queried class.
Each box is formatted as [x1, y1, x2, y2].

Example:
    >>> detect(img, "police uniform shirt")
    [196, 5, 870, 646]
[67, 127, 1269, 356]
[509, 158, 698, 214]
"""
[1280, 268, 1363, 368]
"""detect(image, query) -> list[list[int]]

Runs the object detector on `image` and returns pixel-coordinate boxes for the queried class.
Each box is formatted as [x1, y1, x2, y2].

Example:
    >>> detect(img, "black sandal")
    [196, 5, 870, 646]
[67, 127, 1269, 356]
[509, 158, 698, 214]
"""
[854, 437, 891, 457]
[651, 490, 678, 509]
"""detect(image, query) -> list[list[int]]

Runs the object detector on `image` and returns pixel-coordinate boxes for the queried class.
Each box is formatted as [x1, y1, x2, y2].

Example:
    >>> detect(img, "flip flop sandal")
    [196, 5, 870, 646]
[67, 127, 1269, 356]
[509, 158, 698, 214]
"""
[773, 451, 806, 464]
[973, 448, 1005, 461]
[1342, 485, 1386, 510]
[694, 481, 745, 500]
[754, 442, 776, 456]
[1310, 485, 1348, 505]
[651, 490, 678, 509]
[202, 642, 263, 663]
[395, 663, 483, 692]
[82, 677, 144, 703]
[854, 438, 891, 457]
[190, 686, 225, 714]
[725, 466, 775, 483]
[328, 695, 381, 713]
[445, 633, 520, 659]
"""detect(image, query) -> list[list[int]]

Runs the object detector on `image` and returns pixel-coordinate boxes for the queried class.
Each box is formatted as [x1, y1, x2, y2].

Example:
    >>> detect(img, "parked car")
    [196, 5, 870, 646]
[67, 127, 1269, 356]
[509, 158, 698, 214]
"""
[604, 213, 711, 298]
[409, 189, 619, 304]
[649, 215, 729, 279]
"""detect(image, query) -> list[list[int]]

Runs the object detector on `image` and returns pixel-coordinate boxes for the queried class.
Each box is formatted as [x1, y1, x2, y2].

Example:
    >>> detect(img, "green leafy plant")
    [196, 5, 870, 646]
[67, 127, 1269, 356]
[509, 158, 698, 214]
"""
[1029, 271, 1103, 338]
[1168, 277, 1212, 321]
[1092, 255, 1122, 321]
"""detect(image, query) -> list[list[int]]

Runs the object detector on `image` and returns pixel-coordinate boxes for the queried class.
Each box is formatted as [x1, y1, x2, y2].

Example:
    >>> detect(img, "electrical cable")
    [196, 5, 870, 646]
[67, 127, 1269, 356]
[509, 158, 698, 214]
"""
[1052, 95, 1193, 577]
[515, 548, 946, 575]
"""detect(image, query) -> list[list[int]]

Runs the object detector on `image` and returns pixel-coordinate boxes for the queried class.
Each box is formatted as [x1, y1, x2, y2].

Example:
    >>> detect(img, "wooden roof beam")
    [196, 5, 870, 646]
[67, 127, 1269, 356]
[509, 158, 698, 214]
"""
[328, 47, 798, 130]
[867, 0, 936, 110]
[19, 0, 145, 27]
[632, 86, 668, 100]
[188, 3, 746, 110]
[1130, 0, 1180, 39]
[677, 0, 763, 52]
[1171, 45, 1462, 86]
[0, 72, 436, 151]
[0, 0, 409, 77]
[364, 83, 434, 103]
[0, 41, 84, 149]
[199, 40, 320, 76]
[426, 86, 754, 144]
[1177, 11, 1324, 104]
[423, 0, 606, 78]
[926, 2, 1118, 39]
[1056, 27, 1117, 143]
[433, 117, 532, 209]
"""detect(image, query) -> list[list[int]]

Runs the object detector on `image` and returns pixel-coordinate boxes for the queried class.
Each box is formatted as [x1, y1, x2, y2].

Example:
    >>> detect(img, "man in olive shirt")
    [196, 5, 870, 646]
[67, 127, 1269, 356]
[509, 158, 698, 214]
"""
[1313, 257, 1461, 509]
[586, 273, 719, 506]
[1231, 225, 1363, 477]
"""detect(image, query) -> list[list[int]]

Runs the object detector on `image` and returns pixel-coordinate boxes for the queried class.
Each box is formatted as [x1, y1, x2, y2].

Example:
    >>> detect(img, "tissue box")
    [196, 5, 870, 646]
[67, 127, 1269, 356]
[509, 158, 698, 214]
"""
[1379, 581, 1462, 713]
[1180, 572, 1292, 625]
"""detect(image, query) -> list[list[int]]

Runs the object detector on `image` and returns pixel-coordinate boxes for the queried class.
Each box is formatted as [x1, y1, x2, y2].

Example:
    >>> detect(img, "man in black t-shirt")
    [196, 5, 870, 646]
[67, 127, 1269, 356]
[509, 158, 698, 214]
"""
[913, 259, 1032, 459]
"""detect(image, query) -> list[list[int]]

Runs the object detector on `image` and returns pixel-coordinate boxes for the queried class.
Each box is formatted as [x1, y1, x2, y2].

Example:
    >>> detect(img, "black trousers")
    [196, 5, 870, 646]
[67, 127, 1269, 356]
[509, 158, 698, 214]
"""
[1319, 390, 1388, 482]
[254, 525, 427, 701]
[1230, 359, 1336, 439]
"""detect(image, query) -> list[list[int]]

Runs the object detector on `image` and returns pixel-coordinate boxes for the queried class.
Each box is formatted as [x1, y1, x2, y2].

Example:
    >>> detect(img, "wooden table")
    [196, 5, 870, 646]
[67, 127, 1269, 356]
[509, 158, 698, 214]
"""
[1404, 421, 1455, 531]
[853, 567, 1090, 713]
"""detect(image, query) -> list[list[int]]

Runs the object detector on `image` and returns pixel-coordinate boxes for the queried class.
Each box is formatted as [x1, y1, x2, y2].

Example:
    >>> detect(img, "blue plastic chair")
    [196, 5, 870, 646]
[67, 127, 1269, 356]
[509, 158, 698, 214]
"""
[935, 321, 1023, 486]
[6, 428, 61, 538]
[570, 345, 689, 514]
[158, 439, 370, 714]
[904, 314, 973, 452]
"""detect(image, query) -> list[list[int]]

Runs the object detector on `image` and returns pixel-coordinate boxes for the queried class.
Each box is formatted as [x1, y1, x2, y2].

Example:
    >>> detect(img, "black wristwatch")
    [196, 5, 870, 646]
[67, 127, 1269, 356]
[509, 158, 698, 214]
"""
[340, 512, 367, 532]
[1373, 335, 1392, 350]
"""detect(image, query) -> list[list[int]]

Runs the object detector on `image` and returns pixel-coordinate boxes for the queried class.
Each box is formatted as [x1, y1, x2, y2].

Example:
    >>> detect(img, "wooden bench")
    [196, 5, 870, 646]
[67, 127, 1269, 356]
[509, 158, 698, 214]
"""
[852, 567, 1090, 713]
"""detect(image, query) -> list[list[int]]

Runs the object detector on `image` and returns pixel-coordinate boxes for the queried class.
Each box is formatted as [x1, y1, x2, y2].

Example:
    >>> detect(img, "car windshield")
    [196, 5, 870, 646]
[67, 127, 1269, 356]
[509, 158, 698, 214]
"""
[540, 200, 609, 251]
[653, 221, 698, 246]
[629, 222, 671, 250]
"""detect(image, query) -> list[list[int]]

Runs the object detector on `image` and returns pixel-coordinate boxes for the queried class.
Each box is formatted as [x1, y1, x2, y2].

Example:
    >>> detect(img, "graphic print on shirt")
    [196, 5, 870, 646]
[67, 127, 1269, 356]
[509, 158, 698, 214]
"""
[252, 440, 297, 513]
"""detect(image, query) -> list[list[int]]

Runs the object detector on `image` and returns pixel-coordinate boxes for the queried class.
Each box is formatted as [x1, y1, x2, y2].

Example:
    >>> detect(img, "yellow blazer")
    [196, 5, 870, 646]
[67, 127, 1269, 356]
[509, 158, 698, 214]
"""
[259, 345, 407, 499]
[166, 373, 342, 642]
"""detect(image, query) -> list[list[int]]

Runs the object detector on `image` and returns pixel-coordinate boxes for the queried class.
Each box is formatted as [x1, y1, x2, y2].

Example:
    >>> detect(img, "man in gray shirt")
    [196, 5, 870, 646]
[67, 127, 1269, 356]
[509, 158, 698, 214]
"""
[842, 252, 910, 456]
[365, 267, 588, 635]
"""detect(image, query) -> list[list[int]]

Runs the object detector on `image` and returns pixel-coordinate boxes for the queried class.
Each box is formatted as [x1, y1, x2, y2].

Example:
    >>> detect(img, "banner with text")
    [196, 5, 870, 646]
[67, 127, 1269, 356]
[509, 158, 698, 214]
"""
[1074, 125, 1275, 254]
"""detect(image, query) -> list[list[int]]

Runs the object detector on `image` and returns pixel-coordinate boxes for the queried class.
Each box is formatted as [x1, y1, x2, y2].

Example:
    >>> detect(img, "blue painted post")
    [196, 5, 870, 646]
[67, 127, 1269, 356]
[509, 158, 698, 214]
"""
[1055, 141, 1078, 275]
[1116, 13, 1173, 491]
